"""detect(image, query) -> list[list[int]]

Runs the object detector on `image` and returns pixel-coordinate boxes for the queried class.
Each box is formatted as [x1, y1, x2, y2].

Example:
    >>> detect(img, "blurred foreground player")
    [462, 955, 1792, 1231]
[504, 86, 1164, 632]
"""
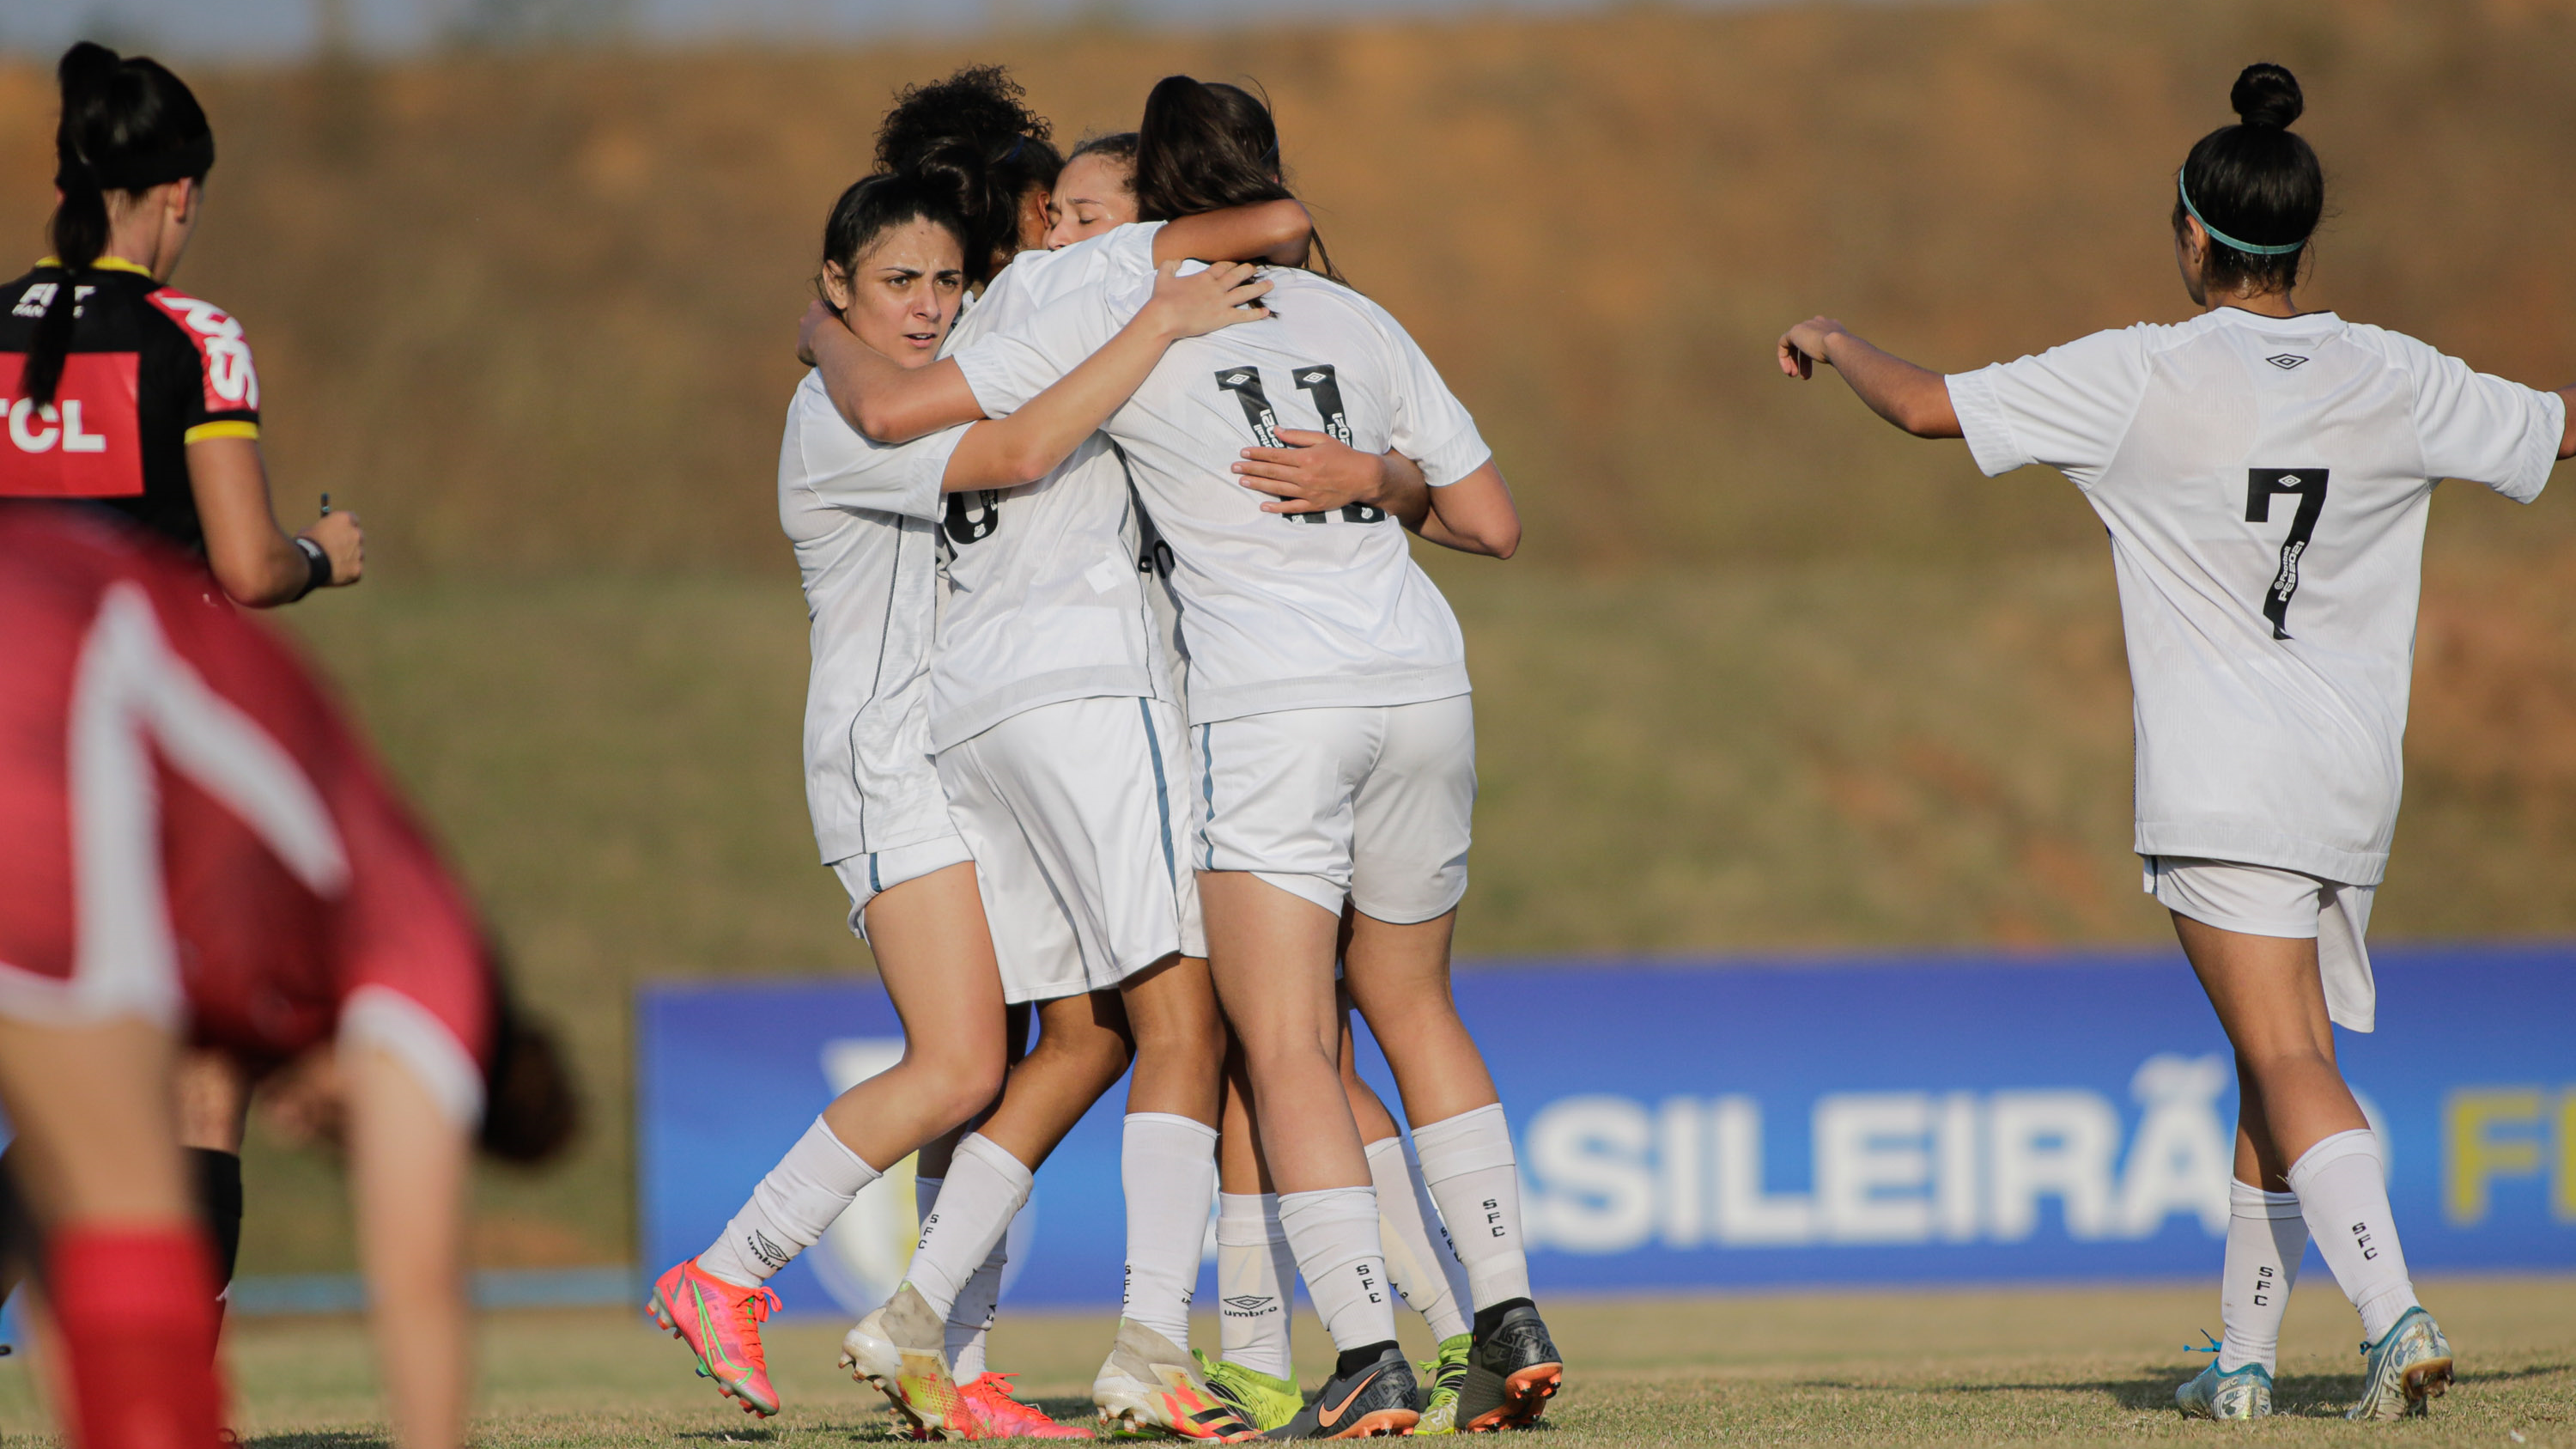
[0, 504, 574, 1449]
[1778, 63, 2573, 1422]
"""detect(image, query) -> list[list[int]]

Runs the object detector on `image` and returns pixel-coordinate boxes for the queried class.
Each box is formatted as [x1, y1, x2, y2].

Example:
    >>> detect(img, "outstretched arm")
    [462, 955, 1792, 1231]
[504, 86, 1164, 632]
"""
[1777, 317, 1962, 439]
[2560, 387, 2575, 460]
[943, 261, 1273, 491]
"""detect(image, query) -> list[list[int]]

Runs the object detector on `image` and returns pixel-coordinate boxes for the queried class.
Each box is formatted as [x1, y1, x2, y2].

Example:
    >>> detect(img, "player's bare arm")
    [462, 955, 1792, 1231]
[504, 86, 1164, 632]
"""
[1417, 460, 1521, 558]
[1156, 198, 1313, 268]
[1233, 431, 1428, 526]
[346, 1043, 472, 1449]
[2560, 386, 2575, 460]
[944, 260, 1273, 490]
[186, 436, 363, 606]
[1777, 316, 1964, 439]
[803, 202, 1310, 446]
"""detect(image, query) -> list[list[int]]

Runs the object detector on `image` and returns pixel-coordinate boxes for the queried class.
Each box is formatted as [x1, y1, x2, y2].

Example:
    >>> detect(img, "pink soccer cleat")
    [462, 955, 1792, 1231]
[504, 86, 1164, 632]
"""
[650, 1258, 785, 1416]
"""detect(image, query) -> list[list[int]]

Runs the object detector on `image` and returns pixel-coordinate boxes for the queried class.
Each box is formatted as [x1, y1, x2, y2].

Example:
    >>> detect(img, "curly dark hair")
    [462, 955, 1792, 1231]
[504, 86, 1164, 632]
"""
[874, 65, 1061, 281]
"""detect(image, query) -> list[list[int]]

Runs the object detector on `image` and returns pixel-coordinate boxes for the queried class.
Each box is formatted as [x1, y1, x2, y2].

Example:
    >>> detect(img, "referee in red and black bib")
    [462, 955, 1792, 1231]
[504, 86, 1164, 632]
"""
[0, 40, 369, 1340]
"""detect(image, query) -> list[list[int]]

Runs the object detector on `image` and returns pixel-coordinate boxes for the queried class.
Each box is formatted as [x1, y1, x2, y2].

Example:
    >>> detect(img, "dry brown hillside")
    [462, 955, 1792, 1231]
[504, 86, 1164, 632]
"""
[2, 0, 2570, 574]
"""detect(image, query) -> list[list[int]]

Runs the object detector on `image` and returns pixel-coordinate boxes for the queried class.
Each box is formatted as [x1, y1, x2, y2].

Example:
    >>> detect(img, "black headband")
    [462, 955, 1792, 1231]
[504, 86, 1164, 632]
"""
[78, 133, 214, 192]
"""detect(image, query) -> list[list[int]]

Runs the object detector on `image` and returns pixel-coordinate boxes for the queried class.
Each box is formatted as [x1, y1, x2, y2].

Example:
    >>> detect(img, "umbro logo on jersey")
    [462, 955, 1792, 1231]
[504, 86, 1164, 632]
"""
[1221, 1294, 1277, 1313]
[1222, 371, 1254, 387]
[1301, 369, 1327, 384]
[2266, 353, 2309, 370]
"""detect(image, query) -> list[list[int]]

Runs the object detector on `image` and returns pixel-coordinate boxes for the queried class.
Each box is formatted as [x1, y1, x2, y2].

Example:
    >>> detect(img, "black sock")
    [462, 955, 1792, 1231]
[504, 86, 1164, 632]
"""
[1334, 1340, 1400, 1379]
[1472, 1297, 1535, 1340]
[186, 1148, 244, 1289]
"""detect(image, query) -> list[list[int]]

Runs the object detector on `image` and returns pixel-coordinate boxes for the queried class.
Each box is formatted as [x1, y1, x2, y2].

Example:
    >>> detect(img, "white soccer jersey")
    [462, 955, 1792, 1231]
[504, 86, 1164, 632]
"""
[778, 368, 964, 863]
[926, 224, 1174, 750]
[1948, 307, 2566, 883]
[954, 257, 1492, 724]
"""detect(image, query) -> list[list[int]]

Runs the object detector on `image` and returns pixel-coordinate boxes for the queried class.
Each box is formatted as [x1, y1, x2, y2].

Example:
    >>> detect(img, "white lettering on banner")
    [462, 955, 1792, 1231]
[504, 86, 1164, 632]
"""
[1709, 1095, 1814, 1245]
[1524, 1056, 2257, 1253]
[1656, 1097, 1703, 1248]
[1986, 1091, 2122, 1240]
[2116, 1055, 2233, 1236]
[1526, 1095, 1655, 1253]
[1816, 1094, 1935, 1242]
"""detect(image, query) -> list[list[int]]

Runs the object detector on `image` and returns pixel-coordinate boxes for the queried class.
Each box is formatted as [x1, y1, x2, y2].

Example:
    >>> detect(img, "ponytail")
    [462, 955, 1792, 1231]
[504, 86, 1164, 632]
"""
[29, 40, 213, 407]
[1134, 76, 1343, 284]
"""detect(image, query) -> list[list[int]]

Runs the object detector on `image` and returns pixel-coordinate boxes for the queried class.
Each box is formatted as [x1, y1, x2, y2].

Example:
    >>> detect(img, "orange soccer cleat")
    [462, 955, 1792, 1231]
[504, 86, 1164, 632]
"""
[953, 1372, 1094, 1439]
[650, 1258, 785, 1416]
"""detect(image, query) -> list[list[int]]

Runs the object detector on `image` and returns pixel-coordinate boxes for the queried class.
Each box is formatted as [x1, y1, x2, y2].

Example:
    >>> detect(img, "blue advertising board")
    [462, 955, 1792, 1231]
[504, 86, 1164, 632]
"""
[636, 946, 2575, 1317]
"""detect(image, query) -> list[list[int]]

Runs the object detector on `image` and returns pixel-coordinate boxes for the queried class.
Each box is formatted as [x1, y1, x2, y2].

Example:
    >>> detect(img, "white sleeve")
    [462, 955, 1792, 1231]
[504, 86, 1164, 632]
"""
[785, 376, 957, 521]
[951, 279, 1136, 419]
[1944, 326, 2150, 483]
[1374, 304, 1492, 487]
[2402, 336, 2564, 503]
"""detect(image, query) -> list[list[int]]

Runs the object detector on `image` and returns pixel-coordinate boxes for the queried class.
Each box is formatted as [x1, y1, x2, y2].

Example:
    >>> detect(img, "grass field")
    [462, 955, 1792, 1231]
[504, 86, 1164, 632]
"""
[2, 1277, 2568, 1446]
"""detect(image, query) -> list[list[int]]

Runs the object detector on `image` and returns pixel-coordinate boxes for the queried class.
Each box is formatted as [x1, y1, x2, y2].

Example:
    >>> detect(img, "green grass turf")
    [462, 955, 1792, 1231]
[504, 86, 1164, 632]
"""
[2, 1277, 2568, 1446]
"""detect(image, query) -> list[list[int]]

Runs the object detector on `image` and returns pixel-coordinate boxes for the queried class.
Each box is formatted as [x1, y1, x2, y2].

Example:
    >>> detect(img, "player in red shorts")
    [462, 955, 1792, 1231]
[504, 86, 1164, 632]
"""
[0, 502, 573, 1449]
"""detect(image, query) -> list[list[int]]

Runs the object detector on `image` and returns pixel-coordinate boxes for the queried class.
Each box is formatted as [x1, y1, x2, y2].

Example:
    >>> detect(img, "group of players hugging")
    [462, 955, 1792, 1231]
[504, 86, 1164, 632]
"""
[0, 26, 2568, 1449]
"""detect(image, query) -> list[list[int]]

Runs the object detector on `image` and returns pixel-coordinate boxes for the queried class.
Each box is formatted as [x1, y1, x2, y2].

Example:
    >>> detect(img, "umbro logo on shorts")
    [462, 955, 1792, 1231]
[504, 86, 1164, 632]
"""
[2266, 353, 2309, 369]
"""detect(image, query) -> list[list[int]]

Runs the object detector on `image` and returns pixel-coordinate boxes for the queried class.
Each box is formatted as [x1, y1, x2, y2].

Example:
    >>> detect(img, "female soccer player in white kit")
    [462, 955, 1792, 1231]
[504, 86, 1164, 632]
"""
[811, 122, 1475, 1440]
[835, 76, 1559, 1438]
[1777, 63, 2573, 1423]
[647, 146, 1273, 1425]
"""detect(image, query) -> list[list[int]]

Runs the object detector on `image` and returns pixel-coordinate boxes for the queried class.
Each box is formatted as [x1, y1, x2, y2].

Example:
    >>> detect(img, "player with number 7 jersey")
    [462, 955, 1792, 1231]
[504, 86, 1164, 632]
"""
[1778, 59, 2573, 1426]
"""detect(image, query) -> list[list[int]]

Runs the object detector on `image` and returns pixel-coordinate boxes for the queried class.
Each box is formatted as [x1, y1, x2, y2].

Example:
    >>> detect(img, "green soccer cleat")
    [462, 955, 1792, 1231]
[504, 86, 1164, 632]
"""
[2175, 1360, 2273, 1420]
[1413, 1334, 1473, 1434]
[2347, 1306, 2453, 1422]
[1200, 1352, 1304, 1435]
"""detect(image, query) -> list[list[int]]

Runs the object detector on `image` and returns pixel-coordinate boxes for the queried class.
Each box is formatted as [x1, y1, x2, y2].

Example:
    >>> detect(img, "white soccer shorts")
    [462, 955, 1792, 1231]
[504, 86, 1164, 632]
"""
[939, 695, 1203, 1005]
[1194, 695, 1475, 924]
[2144, 855, 2379, 1032]
[829, 833, 976, 942]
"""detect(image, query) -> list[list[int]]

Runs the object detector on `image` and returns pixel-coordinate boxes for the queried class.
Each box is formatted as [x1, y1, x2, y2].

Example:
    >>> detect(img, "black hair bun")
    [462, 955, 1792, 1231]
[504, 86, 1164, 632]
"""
[2232, 62, 2303, 129]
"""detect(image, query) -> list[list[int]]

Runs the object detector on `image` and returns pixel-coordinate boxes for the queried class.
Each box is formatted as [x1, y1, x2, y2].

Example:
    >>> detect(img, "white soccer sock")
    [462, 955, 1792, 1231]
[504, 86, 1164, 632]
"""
[1410, 1104, 1532, 1312]
[1121, 1113, 1219, 1350]
[1365, 1135, 1472, 1342]
[698, 1117, 883, 1288]
[906, 1134, 1033, 1324]
[2287, 1129, 2419, 1343]
[1278, 1185, 1397, 1355]
[916, 1175, 1005, 1381]
[1215, 1192, 1296, 1379]
[2217, 1179, 2306, 1373]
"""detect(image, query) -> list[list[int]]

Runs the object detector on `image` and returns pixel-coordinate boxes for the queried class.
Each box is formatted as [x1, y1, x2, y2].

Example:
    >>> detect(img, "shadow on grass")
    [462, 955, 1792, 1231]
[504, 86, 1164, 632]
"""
[1790, 1360, 2573, 1416]
[243, 1433, 389, 1449]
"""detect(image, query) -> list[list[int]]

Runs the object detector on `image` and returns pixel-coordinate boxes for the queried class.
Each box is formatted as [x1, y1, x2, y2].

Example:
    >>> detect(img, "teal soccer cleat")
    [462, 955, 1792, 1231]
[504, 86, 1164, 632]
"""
[2175, 1359, 2273, 1420]
[2347, 1306, 2453, 1421]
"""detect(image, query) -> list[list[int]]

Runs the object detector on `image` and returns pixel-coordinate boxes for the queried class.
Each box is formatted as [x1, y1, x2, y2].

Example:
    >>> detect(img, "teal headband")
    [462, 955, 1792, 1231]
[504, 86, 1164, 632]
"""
[2178, 173, 2306, 257]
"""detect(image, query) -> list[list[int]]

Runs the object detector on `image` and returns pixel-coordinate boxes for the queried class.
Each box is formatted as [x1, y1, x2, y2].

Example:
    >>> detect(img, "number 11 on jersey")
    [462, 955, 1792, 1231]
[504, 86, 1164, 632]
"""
[1215, 363, 1386, 526]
